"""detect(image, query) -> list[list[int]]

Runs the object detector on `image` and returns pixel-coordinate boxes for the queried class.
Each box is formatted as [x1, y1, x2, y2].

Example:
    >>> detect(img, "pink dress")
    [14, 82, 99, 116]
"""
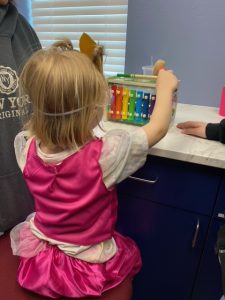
[11, 138, 142, 298]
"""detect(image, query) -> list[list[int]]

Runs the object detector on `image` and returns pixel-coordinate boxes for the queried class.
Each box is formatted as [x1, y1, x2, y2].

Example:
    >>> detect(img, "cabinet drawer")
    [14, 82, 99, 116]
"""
[118, 156, 221, 215]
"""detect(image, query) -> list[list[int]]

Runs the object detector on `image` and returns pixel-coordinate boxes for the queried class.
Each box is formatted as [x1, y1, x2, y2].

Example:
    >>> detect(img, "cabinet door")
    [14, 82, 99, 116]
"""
[117, 193, 209, 300]
[214, 174, 225, 218]
[192, 219, 224, 300]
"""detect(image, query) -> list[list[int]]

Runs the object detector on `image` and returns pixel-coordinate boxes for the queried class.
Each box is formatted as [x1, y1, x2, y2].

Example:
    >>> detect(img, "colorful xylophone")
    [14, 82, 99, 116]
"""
[107, 75, 178, 126]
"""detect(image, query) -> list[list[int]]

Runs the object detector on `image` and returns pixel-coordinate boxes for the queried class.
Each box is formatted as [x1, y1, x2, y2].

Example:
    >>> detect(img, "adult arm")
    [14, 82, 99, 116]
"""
[206, 119, 225, 143]
[177, 119, 225, 144]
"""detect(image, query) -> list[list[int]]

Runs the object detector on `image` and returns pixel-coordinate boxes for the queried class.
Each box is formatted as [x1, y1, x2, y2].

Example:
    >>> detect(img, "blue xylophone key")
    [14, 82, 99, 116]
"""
[135, 90, 143, 121]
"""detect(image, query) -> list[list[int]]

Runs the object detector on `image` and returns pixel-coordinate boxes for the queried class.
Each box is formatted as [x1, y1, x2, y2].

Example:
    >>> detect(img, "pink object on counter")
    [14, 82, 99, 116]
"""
[219, 87, 225, 117]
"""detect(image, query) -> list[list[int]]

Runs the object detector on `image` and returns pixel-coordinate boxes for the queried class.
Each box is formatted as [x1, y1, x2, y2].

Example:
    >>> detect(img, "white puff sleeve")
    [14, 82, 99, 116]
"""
[14, 131, 32, 172]
[99, 128, 149, 189]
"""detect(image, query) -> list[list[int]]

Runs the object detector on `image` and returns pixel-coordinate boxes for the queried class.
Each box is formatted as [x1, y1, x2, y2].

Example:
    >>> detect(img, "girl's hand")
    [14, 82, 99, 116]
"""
[143, 69, 178, 147]
[156, 69, 178, 93]
[176, 121, 207, 138]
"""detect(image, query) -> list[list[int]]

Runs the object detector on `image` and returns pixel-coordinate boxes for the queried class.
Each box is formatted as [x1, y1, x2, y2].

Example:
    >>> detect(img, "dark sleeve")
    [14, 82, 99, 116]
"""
[205, 119, 225, 143]
[17, 13, 42, 51]
[12, 13, 42, 72]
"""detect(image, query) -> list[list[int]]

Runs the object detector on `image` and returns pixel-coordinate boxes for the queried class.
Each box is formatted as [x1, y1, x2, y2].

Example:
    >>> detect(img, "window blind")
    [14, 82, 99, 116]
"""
[32, 0, 128, 76]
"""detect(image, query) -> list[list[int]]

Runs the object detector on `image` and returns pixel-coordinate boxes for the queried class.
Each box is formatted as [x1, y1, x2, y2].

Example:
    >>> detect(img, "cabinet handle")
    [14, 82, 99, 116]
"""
[218, 213, 225, 219]
[128, 175, 158, 184]
[192, 219, 200, 248]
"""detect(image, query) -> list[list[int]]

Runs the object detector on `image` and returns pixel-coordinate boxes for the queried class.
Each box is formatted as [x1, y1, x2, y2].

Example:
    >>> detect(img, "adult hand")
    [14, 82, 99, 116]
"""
[176, 121, 207, 139]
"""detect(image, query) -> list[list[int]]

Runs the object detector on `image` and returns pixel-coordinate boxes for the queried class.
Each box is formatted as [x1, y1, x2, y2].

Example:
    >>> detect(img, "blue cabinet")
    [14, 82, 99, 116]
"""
[214, 175, 225, 218]
[192, 220, 223, 300]
[116, 155, 223, 300]
[192, 175, 225, 300]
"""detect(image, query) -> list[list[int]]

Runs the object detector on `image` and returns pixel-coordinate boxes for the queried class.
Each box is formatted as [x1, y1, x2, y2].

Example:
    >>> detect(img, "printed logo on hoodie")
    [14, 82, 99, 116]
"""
[0, 66, 30, 120]
[0, 66, 18, 95]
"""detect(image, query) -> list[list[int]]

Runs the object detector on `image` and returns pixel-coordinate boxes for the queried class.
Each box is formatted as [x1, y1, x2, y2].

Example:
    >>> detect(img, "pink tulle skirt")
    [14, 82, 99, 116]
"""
[10, 220, 142, 299]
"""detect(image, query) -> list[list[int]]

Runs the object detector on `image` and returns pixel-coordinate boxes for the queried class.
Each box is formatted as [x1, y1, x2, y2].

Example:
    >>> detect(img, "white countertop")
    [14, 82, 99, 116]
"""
[101, 103, 225, 169]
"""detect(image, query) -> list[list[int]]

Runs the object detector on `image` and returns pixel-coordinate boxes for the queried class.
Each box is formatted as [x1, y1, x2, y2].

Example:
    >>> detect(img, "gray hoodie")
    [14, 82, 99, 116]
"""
[0, 2, 41, 231]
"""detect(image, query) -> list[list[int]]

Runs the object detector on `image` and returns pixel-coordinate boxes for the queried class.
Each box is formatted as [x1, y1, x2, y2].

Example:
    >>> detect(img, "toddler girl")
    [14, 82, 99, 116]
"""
[10, 40, 178, 299]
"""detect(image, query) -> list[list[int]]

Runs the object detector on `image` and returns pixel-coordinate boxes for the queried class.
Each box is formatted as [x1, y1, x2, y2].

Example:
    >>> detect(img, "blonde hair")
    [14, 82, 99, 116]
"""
[91, 45, 104, 74]
[20, 40, 108, 150]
